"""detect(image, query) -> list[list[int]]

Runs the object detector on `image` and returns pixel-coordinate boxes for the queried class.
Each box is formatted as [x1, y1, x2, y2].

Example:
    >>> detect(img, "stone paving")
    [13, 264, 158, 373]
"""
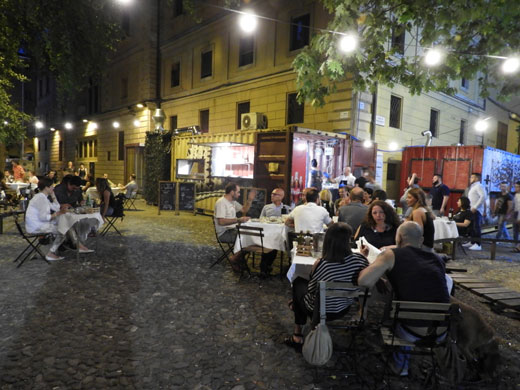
[0, 202, 519, 389]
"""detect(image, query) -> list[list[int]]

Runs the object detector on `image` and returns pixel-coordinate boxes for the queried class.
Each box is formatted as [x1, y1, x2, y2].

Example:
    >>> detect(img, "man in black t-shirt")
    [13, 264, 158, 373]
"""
[430, 174, 450, 216]
[494, 182, 513, 239]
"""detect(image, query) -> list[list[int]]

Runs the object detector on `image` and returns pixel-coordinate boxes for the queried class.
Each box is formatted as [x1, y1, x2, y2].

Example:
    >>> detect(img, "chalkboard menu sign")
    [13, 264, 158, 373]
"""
[178, 182, 196, 211]
[244, 187, 266, 219]
[158, 181, 176, 214]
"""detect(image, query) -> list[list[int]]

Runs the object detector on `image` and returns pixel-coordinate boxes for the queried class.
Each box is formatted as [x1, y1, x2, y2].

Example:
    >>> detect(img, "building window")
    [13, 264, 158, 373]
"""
[389, 95, 402, 129]
[170, 62, 180, 87]
[287, 93, 304, 124]
[459, 119, 466, 145]
[497, 121, 508, 150]
[37, 140, 40, 152]
[121, 78, 128, 99]
[94, 140, 98, 157]
[118, 131, 125, 160]
[44, 139, 48, 151]
[170, 115, 178, 131]
[122, 12, 130, 36]
[89, 140, 93, 158]
[429, 109, 439, 137]
[107, 151, 111, 161]
[290, 14, 310, 51]
[173, 0, 183, 17]
[461, 78, 469, 90]
[386, 162, 397, 181]
[237, 101, 251, 129]
[199, 109, 209, 133]
[391, 26, 405, 55]
[59, 141, 63, 162]
[239, 36, 254, 67]
[201, 50, 212, 79]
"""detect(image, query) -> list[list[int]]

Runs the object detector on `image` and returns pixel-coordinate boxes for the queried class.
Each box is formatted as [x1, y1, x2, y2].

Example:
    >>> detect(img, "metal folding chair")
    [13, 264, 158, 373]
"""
[210, 217, 234, 268]
[123, 191, 138, 210]
[100, 198, 125, 236]
[12, 213, 52, 268]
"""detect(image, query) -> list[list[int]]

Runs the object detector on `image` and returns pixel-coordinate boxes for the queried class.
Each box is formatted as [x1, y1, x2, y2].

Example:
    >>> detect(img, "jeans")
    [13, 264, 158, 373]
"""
[496, 214, 511, 240]
[471, 210, 482, 244]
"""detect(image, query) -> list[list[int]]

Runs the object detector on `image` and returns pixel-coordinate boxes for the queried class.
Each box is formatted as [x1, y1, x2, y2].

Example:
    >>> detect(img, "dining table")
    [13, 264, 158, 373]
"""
[233, 219, 288, 254]
[433, 217, 459, 240]
[7, 182, 30, 196]
[56, 210, 104, 236]
[85, 186, 121, 201]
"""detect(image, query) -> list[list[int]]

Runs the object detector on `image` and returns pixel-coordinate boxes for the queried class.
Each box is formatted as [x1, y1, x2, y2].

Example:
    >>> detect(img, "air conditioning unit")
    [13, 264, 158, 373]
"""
[241, 112, 267, 130]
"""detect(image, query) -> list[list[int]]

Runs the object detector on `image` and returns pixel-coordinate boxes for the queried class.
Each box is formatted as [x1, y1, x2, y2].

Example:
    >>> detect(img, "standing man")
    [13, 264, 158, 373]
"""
[332, 166, 356, 188]
[494, 181, 513, 240]
[285, 189, 332, 233]
[513, 181, 520, 253]
[430, 174, 450, 216]
[214, 182, 256, 272]
[12, 160, 26, 182]
[259, 188, 290, 277]
[465, 172, 487, 251]
[338, 187, 368, 233]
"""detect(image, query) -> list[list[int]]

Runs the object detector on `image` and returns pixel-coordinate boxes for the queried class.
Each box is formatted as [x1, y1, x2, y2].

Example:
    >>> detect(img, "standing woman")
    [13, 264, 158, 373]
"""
[406, 188, 435, 249]
[354, 200, 400, 249]
[78, 163, 88, 180]
[95, 177, 115, 220]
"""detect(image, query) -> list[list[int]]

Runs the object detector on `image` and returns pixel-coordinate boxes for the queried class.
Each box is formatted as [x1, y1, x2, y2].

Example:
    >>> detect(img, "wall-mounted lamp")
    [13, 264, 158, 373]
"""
[173, 125, 200, 135]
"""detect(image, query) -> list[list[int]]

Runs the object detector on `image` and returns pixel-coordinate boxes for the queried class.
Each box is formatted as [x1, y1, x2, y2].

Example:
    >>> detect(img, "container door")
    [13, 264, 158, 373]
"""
[350, 139, 376, 176]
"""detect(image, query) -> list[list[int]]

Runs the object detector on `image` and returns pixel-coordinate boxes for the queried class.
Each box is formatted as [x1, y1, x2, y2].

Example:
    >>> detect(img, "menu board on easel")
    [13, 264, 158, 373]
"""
[158, 181, 176, 215]
[178, 182, 196, 212]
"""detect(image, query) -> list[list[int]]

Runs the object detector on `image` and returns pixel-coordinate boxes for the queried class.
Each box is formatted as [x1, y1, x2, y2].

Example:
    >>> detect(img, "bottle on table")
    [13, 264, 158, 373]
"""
[448, 208, 453, 219]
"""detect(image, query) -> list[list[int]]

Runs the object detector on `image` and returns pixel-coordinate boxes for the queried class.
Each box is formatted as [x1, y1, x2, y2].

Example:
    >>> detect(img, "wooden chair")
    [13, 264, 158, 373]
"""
[12, 213, 52, 268]
[381, 300, 454, 386]
[210, 217, 234, 268]
[236, 224, 275, 274]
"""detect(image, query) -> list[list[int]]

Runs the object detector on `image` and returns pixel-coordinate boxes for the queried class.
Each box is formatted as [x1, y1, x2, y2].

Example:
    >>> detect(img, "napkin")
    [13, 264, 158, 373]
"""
[353, 236, 381, 264]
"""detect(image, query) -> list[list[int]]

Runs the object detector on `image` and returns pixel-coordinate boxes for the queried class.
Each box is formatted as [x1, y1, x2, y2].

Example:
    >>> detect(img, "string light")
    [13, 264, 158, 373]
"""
[475, 118, 489, 132]
[112, 121, 120, 128]
[64, 122, 73, 130]
[35, 121, 44, 129]
[388, 141, 399, 151]
[363, 139, 373, 148]
[424, 48, 443, 66]
[502, 57, 520, 74]
[338, 34, 358, 53]
[238, 11, 258, 33]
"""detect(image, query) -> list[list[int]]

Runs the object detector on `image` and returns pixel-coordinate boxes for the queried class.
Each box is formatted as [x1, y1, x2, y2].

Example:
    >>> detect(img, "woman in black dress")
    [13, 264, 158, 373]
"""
[95, 178, 115, 221]
[354, 200, 400, 249]
[453, 196, 473, 236]
[406, 188, 435, 249]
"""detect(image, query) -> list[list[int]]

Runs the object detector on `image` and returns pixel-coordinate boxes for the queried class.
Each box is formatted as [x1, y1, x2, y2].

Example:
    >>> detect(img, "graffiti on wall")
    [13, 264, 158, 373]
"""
[482, 147, 520, 192]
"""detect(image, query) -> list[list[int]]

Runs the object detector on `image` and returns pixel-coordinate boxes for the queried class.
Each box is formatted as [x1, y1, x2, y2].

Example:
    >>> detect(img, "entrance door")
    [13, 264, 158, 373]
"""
[125, 146, 145, 189]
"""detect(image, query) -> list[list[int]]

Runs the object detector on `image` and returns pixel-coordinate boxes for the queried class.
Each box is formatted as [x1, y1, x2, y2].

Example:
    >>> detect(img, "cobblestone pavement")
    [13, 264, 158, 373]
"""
[1, 202, 519, 389]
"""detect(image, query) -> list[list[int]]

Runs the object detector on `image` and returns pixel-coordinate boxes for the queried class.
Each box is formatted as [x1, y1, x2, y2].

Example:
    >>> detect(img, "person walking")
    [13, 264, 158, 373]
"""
[464, 172, 487, 251]
[494, 181, 513, 240]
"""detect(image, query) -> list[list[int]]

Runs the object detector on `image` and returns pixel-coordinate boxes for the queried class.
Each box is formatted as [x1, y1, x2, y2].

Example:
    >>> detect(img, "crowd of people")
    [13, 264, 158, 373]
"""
[2, 159, 139, 261]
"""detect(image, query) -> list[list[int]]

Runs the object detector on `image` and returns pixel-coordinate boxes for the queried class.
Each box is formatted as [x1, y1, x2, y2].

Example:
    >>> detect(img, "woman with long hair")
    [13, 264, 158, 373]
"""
[319, 189, 334, 218]
[406, 187, 435, 249]
[95, 177, 115, 221]
[453, 196, 473, 236]
[354, 200, 400, 249]
[284, 223, 369, 349]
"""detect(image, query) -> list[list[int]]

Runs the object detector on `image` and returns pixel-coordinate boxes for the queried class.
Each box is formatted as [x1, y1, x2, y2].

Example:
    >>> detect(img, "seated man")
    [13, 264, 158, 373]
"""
[334, 185, 350, 216]
[358, 221, 450, 376]
[54, 175, 84, 209]
[338, 187, 368, 233]
[214, 182, 256, 273]
[120, 174, 138, 198]
[258, 188, 290, 276]
[285, 188, 332, 234]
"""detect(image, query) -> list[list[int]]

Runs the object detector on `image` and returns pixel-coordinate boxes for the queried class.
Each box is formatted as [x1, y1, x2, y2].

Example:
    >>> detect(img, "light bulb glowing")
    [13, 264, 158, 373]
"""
[82, 119, 88, 123]
[112, 121, 120, 129]
[133, 119, 140, 127]
[136, 103, 144, 109]
[338, 34, 358, 53]
[502, 57, 520, 74]
[50, 127, 56, 132]
[475, 119, 489, 132]
[363, 139, 373, 148]
[35, 121, 44, 129]
[424, 48, 443, 66]
[64, 122, 73, 130]
[388, 142, 399, 151]
[238, 11, 258, 33]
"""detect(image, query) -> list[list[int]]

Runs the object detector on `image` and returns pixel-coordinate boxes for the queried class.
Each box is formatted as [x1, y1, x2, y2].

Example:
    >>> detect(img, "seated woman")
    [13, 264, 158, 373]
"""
[25, 178, 94, 261]
[453, 196, 473, 236]
[82, 173, 95, 192]
[406, 188, 435, 250]
[319, 189, 334, 218]
[96, 177, 115, 220]
[354, 200, 400, 249]
[285, 223, 369, 349]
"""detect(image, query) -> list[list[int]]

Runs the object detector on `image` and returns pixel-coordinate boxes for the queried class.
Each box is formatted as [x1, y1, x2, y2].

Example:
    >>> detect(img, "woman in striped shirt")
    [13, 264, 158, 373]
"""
[285, 222, 369, 349]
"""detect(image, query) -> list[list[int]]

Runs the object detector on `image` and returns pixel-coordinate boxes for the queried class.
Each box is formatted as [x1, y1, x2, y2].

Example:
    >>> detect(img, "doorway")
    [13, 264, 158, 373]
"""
[125, 145, 145, 190]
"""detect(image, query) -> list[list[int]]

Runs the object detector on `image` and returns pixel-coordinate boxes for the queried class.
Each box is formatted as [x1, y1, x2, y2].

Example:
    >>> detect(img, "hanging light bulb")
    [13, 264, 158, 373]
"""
[502, 57, 520, 74]
[238, 11, 258, 33]
[475, 119, 489, 132]
[424, 48, 443, 66]
[338, 34, 358, 53]
[388, 141, 399, 151]
[363, 139, 373, 148]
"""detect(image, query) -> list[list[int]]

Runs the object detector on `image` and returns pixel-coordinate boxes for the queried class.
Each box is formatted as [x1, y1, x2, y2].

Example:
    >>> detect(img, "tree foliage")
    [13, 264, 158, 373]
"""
[0, 0, 122, 144]
[293, 0, 520, 106]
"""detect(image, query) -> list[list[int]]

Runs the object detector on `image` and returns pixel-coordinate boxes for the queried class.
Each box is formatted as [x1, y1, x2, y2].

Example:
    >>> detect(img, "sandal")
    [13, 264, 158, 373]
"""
[284, 333, 304, 351]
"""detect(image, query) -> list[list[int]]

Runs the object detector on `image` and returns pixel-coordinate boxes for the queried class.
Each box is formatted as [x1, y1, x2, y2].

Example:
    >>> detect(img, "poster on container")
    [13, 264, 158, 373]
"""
[482, 147, 520, 193]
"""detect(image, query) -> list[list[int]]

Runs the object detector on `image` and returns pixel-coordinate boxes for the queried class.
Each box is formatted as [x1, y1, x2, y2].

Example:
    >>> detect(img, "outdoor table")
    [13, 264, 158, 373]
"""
[287, 249, 317, 283]
[233, 220, 288, 254]
[433, 218, 459, 240]
[85, 187, 121, 201]
[7, 182, 30, 196]
[57, 210, 104, 236]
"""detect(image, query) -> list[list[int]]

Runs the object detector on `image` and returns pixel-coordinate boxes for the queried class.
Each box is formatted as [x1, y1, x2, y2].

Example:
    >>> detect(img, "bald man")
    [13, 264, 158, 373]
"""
[358, 221, 450, 376]
[337, 187, 368, 232]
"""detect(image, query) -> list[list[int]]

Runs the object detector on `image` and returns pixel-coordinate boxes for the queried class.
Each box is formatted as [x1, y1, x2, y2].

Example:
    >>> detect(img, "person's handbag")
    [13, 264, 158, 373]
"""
[302, 323, 333, 366]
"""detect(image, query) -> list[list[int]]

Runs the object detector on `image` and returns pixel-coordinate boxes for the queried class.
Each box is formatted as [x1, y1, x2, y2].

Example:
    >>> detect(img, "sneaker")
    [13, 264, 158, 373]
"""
[462, 242, 472, 247]
[468, 243, 482, 251]
[45, 254, 64, 261]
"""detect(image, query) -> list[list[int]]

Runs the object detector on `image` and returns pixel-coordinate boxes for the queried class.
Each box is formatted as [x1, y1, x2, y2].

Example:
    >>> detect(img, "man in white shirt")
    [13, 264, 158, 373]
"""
[332, 166, 356, 188]
[120, 174, 138, 198]
[465, 172, 487, 251]
[285, 188, 333, 233]
[214, 182, 256, 272]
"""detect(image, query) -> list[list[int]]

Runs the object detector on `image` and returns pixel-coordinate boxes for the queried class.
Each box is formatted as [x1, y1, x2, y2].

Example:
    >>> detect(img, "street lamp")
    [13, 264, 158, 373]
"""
[424, 48, 443, 66]
[35, 121, 44, 129]
[238, 11, 258, 33]
[338, 33, 358, 53]
[502, 57, 520, 74]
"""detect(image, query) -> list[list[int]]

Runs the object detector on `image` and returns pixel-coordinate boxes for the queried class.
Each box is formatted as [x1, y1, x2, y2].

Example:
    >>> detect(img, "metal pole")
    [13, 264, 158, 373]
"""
[155, 0, 161, 108]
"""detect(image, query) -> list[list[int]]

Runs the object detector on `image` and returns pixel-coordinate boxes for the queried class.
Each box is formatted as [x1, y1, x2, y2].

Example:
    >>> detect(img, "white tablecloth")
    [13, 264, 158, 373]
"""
[433, 218, 459, 240]
[57, 212, 104, 235]
[85, 187, 121, 201]
[287, 249, 318, 283]
[7, 182, 30, 195]
[233, 221, 288, 254]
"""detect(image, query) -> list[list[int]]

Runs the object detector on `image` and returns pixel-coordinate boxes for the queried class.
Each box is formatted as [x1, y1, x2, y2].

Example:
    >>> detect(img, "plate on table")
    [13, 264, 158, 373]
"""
[250, 218, 260, 222]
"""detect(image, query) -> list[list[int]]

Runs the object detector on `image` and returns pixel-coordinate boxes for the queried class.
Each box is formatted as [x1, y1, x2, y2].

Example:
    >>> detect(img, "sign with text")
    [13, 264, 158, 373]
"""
[158, 181, 176, 214]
